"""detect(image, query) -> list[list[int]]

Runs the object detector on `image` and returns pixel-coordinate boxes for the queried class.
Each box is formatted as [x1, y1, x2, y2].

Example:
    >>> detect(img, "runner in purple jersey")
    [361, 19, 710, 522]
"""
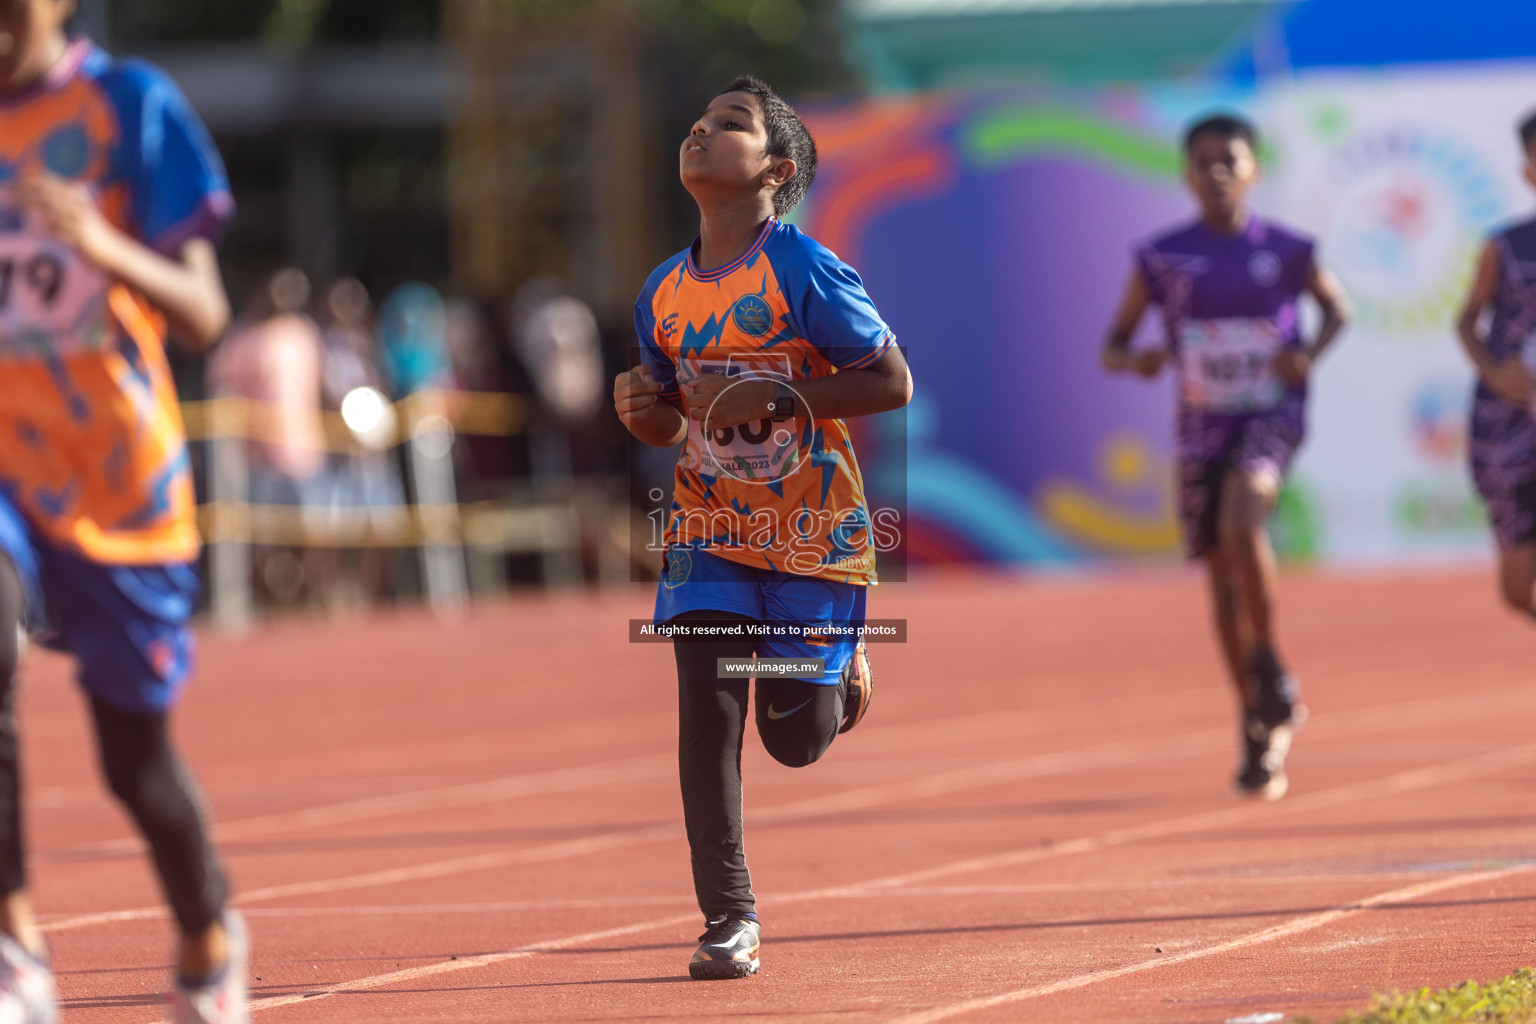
[1457, 110, 1536, 615]
[1101, 113, 1350, 800]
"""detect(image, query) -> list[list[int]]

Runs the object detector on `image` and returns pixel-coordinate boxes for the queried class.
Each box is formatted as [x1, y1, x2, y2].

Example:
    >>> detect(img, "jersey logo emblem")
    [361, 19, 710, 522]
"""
[664, 547, 692, 589]
[730, 294, 773, 337]
[1247, 250, 1281, 288]
[42, 123, 92, 178]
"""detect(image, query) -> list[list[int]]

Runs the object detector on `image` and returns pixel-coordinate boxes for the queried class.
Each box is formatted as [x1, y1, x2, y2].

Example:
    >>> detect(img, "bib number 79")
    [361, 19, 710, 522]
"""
[0, 252, 65, 309]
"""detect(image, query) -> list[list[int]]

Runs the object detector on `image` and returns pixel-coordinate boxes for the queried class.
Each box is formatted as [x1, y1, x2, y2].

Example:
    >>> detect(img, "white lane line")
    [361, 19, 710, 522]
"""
[162, 870, 1470, 918]
[138, 912, 702, 1023]
[1304, 682, 1536, 738]
[42, 681, 1536, 867]
[751, 728, 1228, 823]
[243, 913, 706, 1016]
[44, 756, 674, 860]
[885, 862, 1536, 1024]
[50, 679, 1533, 863]
[185, 738, 1536, 1018]
[41, 716, 1536, 938]
[42, 688, 1219, 861]
[39, 728, 1234, 935]
[41, 823, 683, 934]
[858, 742, 1536, 890]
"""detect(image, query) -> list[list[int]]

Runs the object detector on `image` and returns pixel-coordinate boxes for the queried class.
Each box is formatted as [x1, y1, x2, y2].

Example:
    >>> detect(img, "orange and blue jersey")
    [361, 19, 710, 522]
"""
[0, 38, 232, 566]
[636, 219, 894, 586]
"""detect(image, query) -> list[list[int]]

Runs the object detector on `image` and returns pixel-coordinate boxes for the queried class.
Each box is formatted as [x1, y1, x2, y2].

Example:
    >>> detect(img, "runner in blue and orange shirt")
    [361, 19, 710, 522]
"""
[615, 75, 911, 981]
[0, 3, 247, 1020]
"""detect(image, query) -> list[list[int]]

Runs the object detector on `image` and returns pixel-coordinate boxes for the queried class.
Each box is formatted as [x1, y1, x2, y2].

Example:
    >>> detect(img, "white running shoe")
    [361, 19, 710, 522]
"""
[0, 935, 56, 1024]
[168, 911, 250, 1024]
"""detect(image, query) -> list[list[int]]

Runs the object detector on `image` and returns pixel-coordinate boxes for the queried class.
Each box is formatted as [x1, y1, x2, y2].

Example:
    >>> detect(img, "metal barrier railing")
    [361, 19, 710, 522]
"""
[180, 390, 527, 454]
[181, 389, 608, 627]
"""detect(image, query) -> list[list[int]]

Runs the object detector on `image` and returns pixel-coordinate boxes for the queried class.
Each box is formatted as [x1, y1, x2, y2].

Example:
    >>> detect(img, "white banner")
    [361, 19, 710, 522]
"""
[1260, 65, 1536, 563]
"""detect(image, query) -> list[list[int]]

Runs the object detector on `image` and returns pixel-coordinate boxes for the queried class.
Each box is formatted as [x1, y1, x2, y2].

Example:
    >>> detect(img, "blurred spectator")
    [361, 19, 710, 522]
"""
[445, 297, 514, 501]
[209, 268, 327, 491]
[320, 278, 385, 406]
[207, 268, 330, 605]
[446, 297, 499, 392]
[319, 278, 408, 610]
[378, 282, 452, 396]
[377, 282, 466, 605]
[510, 275, 604, 425]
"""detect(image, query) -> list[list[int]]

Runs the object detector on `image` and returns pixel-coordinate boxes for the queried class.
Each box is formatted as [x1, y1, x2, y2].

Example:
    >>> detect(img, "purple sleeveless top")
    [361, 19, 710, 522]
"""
[1136, 217, 1315, 416]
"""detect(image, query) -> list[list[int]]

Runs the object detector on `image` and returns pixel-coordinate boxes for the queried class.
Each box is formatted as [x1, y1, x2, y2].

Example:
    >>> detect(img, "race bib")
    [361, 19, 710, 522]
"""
[677, 353, 802, 485]
[0, 201, 112, 362]
[1179, 317, 1285, 412]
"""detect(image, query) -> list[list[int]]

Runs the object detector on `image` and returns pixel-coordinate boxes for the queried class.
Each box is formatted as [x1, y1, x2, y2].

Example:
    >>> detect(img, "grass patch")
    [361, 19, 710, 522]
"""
[1306, 968, 1536, 1023]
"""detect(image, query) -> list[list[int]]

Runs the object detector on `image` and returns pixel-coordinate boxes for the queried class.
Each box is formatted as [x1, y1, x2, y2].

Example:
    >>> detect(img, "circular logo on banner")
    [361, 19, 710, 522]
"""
[1308, 127, 1503, 335]
[730, 294, 773, 337]
[1247, 250, 1281, 287]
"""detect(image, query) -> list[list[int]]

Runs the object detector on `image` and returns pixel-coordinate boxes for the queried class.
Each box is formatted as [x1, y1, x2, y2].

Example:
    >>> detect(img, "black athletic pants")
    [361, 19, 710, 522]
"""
[673, 611, 844, 919]
[0, 556, 228, 935]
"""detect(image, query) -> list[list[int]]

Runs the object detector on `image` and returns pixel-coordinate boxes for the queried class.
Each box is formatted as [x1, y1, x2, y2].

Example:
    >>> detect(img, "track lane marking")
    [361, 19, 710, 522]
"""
[235, 913, 703, 1017]
[133, 869, 1488, 918]
[38, 686, 1221, 860]
[859, 742, 1536, 890]
[43, 729, 1233, 935]
[40, 680, 1536, 878]
[886, 862, 1536, 1023]
[45, 680, 1534, 862]
[41, 756, 674, 861]
[114, 738, 1536, 1020]
[40, 705, 1536, 938]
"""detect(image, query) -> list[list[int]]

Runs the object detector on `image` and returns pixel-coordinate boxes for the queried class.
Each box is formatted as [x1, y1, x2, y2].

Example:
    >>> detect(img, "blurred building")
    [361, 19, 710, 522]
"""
[844, 0, 1536, 91]
[845, 0, 1285, 88]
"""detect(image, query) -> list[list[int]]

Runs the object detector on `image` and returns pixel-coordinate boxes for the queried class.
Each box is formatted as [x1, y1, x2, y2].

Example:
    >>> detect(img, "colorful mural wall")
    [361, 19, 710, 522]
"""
[799, 64, 1536, 566]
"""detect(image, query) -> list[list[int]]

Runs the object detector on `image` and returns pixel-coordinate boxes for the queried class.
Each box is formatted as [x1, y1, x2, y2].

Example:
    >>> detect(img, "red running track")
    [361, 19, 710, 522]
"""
[18, 566, 1536, 1023]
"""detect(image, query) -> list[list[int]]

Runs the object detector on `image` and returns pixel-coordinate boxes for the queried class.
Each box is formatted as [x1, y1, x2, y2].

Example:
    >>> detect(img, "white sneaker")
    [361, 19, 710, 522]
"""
[168, 911, 250, 1024]
[0, 935, 56, 1024]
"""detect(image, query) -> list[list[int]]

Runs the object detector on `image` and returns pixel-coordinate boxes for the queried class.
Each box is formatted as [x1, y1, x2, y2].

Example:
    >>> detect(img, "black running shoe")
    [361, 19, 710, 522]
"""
[688, 916, 760, 980]
[837, 641, 872, 735]
[1248, 646, 1304, 729]
[1234, 647, 1306, 800]
[1234, 711, 1293, 800]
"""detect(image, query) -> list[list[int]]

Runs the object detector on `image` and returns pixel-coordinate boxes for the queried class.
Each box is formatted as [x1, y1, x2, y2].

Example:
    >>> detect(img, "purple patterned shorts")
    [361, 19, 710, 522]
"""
[1469, 387, 1536, 550]
[1176, 395, 1306, 559]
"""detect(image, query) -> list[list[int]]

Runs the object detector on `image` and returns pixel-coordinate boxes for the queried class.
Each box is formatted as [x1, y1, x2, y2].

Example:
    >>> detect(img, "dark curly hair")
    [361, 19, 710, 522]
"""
[1183, 112, 1259, 154]
[719, 75, 817, 215]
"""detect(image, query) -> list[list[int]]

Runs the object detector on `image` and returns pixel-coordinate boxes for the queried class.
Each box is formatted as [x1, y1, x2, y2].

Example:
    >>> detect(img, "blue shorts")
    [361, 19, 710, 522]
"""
[655, 546, 867, 686]
[0, 493, 198, 715]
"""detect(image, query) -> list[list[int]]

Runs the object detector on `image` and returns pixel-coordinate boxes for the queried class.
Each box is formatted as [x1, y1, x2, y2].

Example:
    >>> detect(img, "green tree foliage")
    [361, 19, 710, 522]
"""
[642, 0, 848, 98]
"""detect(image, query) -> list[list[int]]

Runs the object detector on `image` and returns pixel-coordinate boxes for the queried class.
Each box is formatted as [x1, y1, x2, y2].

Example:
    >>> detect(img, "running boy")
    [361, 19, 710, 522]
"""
[0, 2, 246, 1020]
[615, 76, 910, 979]
[1101, 113, 1349, 800]
[1458, 110, 1536, 615]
